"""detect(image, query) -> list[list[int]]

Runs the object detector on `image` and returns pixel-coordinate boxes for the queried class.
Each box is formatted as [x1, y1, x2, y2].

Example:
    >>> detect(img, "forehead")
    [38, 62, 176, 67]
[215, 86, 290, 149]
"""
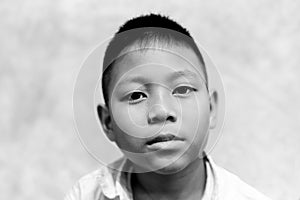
[110, 45, 206, 86]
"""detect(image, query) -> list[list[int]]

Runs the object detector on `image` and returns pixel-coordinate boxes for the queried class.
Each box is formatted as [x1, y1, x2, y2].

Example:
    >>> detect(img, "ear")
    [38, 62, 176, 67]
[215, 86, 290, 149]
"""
[97, 104, 116, 142]
[209, 90, 218, 129]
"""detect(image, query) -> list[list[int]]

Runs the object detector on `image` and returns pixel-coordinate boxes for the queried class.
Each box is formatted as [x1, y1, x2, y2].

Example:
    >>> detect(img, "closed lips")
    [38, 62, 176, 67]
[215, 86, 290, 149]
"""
[146, 134, 182, 145]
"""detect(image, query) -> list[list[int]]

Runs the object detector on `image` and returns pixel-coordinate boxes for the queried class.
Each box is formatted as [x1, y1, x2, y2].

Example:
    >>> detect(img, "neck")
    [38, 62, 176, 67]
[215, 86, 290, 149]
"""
[131, 157, 206, 199]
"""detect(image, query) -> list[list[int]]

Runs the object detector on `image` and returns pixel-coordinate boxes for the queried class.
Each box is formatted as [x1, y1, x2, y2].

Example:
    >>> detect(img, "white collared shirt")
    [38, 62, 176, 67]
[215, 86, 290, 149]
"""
[64, 155, 271, 200]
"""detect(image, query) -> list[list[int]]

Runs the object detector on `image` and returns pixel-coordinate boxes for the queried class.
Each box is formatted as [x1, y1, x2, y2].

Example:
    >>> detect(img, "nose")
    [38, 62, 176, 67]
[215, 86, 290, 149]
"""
[147, 91, 177, 124]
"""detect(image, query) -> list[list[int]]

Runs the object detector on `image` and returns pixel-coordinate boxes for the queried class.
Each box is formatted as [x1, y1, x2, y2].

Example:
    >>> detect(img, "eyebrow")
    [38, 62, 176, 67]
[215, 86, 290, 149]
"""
[168, 69, 199, 81]
[118, 70, 201, 86]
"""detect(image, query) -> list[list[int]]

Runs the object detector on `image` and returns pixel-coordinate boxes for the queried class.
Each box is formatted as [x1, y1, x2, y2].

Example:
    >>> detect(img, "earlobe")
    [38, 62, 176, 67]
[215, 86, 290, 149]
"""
[97, 104, 116, 142]
[209, 90, 218, 129]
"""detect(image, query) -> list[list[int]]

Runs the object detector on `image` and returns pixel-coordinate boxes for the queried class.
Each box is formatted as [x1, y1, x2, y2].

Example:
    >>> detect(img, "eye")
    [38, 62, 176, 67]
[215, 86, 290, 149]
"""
[128, 91, 147, 103]
[173, 86, 197, 96]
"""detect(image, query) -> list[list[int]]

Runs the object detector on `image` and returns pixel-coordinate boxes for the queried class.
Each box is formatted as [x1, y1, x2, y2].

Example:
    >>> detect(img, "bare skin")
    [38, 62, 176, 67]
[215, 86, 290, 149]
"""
[131, 157, 206, 200]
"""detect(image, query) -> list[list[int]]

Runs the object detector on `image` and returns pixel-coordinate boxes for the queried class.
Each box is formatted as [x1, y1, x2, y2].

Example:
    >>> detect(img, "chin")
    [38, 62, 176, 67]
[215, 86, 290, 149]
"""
[152, 155, 192, 175]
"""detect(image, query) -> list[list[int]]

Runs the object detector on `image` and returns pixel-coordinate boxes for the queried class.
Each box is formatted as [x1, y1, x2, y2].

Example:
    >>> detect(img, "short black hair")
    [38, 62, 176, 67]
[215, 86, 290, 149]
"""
[102, 13, 207, 107]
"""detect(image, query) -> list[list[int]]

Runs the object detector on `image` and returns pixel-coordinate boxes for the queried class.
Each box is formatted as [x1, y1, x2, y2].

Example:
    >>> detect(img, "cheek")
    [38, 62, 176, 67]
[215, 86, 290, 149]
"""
[111, 101, 148, 137]
[179, 99, 210, 159]
[180, 95, 210, 141]
[110, 102, 158, 154]
[111, 118, 145, 153]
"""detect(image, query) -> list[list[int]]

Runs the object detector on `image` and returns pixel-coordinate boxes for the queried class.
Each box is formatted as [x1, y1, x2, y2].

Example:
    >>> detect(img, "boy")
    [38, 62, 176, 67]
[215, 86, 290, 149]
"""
[66, 14, 271, 200]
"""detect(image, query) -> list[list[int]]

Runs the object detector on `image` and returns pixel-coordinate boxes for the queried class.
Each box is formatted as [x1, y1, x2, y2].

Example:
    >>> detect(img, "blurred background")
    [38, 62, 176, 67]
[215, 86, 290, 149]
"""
[1, 0, 299, 199]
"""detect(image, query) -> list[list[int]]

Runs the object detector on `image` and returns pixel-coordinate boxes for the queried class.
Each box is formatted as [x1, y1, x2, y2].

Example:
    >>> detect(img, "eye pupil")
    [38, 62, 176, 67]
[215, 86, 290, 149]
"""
[131, 92, 141, 100]
[129, 92, 146, 102]
[173, 86, 196, 96]
[177, 87, 188, 94]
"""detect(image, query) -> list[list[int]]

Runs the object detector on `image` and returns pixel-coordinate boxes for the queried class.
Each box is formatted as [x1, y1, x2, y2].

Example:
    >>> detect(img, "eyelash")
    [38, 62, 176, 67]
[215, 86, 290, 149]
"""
[128, 91, 148, 104]
[126, 85, 198, 104]
[172, 85, 197, 96]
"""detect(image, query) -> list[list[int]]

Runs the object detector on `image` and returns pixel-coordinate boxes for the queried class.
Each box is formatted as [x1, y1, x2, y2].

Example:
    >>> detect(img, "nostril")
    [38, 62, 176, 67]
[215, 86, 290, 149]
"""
[166, 115, 176, 122]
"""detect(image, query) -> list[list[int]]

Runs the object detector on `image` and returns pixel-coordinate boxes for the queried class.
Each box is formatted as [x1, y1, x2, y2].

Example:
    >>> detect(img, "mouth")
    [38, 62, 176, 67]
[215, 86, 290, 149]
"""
[146, 133, 184, 146]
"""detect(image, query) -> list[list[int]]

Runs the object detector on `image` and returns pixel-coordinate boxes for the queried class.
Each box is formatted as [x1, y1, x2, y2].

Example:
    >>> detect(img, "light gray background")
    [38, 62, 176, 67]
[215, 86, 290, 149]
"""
[1, 0, 299, 199]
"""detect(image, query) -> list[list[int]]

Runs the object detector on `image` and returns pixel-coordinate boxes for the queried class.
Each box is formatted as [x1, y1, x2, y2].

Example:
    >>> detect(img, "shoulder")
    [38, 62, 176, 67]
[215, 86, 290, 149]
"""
[207, 156, 272, 200]
[64, 157, 126, 200]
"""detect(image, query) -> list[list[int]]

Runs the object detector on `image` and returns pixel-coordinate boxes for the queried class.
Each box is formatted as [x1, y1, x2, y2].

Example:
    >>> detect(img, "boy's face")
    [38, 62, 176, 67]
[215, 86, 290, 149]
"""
[99, 45, 217, 174]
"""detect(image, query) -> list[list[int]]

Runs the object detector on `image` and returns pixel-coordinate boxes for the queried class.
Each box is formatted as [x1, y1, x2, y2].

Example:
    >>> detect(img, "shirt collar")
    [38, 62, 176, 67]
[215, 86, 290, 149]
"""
[101, 154, 218, 200]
